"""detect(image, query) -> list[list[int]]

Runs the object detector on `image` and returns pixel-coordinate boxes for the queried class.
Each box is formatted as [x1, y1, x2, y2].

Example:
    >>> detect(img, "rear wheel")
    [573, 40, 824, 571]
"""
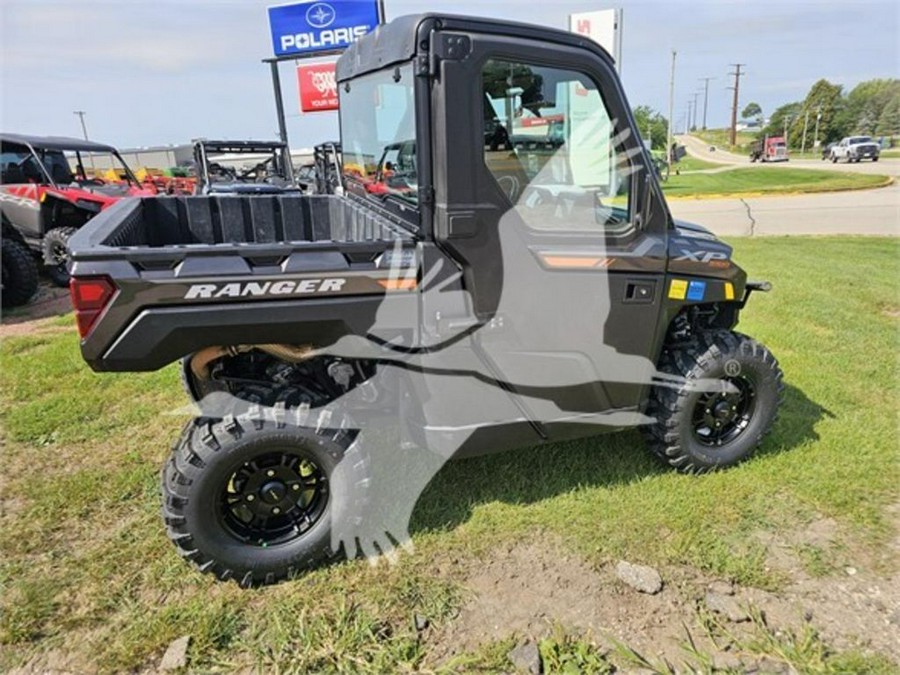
[1, 238, 39, 308]
[161, 405, 369, 587]
[42, 227, 77, 287]
[644, 330, 783, 473]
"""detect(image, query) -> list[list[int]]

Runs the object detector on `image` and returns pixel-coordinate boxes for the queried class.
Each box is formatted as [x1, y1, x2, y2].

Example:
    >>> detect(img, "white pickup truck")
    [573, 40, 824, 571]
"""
[829, 135, 881, 163]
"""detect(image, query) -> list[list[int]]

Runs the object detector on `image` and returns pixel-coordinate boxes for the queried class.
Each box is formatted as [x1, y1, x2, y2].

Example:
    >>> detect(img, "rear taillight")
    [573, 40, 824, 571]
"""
[69, 276, 116, 338]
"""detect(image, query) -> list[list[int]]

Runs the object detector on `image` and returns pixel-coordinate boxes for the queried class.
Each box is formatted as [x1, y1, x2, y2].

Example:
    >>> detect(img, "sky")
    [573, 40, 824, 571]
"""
[1, 0, 898, 151]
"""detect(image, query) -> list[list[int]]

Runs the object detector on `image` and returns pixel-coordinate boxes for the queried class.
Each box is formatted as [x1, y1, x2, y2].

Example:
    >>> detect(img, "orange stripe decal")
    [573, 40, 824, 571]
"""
[377, 278, 418, 291]
[541, 255, 614, 269]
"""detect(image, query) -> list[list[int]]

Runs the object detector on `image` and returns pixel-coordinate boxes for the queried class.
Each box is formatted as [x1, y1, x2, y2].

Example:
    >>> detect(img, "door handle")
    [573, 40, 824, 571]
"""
[624, 280, 656, 304]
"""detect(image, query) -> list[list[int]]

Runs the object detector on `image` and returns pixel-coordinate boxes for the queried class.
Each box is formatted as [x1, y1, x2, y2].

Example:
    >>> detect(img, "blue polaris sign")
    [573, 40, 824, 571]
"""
[268, 0, 381, 58]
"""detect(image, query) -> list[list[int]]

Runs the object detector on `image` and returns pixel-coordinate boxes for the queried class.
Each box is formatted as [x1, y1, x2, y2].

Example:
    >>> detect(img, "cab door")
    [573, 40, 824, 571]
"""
[431, 30, 671, 432]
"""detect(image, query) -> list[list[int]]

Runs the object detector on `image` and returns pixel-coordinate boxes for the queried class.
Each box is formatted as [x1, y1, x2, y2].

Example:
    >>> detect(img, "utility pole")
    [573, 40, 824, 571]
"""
[74, 110, 89, 140]
[73, 110, 96, 171]
[698, 77, 714, 130]
[666, 49, 676, 177]
[691, 91, 701, 132]
[801, 108, 810, 154]
[686, 101, 692, 134]
[727, 64, 745, 147]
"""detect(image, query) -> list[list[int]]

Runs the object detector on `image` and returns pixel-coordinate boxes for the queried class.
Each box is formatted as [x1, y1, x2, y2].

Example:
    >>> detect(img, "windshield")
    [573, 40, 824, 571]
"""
[201, 149, 284, 185]
[61, 149, 137, 186]
[339, 64, 417, 206]
[850, 136, 872, 144]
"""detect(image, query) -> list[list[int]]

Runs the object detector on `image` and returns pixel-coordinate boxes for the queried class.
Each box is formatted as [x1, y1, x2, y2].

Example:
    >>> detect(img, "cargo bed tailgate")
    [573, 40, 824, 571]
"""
[68, 194, 419, 371]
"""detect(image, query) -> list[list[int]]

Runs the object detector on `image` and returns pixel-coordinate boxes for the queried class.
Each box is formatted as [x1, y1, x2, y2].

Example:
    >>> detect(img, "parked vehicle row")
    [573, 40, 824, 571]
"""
[0, 134, 340, 307]
[1, 133, 157, 305]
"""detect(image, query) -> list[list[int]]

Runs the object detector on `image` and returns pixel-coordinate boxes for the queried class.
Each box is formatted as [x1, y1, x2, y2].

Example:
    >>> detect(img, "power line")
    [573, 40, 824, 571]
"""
[727, 64, 745, 147]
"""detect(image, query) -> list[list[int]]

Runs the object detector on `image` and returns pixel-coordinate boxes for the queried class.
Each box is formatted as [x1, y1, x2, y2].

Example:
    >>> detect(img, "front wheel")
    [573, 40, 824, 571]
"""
[42, 227, 78, 287]
[643, 330, 784, 473]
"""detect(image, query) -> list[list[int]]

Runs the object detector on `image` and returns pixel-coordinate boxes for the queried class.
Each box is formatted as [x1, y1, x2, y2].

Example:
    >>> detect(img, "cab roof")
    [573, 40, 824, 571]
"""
[0, 133, 120, 154]
[337, 13, 614, 81]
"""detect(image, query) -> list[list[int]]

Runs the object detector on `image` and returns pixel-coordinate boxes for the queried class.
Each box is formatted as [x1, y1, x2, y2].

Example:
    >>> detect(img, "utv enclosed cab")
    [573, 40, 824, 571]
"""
[192, 140, 297, 195]
[67, 14, 783, 587]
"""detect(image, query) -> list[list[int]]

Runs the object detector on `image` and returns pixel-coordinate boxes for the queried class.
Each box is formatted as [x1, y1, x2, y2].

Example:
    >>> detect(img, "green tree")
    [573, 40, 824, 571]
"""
[741, 102, 762, 122]
[763, 102, 801, 141]
[835, 79, 900, 137]
[787, 79, 844, 149]
[632, 105, 669, 150]
[876, 93, 900, 138]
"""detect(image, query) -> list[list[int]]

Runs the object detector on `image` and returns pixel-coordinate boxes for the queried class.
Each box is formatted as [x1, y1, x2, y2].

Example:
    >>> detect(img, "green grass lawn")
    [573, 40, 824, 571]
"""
[663, 166, 889, 198]
[670, 155, 721, 172]
[1, 238, 898, 672]
[693, 128, 758, 153]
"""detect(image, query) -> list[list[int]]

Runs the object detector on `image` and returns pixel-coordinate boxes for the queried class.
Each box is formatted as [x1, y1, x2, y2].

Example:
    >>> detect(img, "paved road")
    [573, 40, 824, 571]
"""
[668, 182, 900, 237]
[677, 134, 900, 176]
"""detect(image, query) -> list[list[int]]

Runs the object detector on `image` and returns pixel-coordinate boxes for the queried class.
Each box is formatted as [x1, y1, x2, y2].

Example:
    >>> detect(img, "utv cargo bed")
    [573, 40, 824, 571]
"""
[72, 193, 414, 252]
[68, 194, 418, 372]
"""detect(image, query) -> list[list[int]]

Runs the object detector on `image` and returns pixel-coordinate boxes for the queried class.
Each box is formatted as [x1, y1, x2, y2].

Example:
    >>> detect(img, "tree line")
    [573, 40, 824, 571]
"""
[743, 78, 899, 149]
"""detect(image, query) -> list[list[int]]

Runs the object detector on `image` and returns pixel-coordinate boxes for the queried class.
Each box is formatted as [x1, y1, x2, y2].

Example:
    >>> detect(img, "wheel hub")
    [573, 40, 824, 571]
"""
[712, 400, 735, 422]
[692, 376, 757, 447]
[260, 480, 287, 504]
[51, 243, 69, 266]
[219, 451, 328, 546]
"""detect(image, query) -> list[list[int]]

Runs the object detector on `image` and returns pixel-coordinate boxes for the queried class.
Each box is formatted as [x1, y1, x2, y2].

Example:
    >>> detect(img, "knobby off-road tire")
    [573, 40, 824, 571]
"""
[43, 226, 78, 287]
[161, 405, 369, 587]
[644, 330, 784, 473]
[1, 238, 39, 308]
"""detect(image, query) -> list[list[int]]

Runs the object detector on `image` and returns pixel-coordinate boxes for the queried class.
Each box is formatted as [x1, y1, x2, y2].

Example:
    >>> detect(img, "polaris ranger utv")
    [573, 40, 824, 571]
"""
[68, 14, 783, 587]
[0, 133, 155, 286]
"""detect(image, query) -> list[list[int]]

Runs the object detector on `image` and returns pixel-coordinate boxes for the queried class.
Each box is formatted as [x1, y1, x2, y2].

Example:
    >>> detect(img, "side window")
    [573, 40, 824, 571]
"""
[0, 144, 35, 184]
[482, 59, 636, 234]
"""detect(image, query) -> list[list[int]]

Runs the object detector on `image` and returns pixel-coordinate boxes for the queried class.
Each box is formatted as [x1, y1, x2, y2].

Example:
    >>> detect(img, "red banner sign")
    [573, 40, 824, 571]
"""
[297, 62, 339, 113]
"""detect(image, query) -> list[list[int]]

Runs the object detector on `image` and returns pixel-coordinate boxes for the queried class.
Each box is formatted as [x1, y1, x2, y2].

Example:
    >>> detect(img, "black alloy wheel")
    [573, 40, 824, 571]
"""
[219, 450, 328, 546]
[691, 376, 757, 447]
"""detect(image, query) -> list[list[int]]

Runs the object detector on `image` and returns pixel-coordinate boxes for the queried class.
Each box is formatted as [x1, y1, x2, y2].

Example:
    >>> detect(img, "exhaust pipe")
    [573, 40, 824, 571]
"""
[189, 344, 317, 380]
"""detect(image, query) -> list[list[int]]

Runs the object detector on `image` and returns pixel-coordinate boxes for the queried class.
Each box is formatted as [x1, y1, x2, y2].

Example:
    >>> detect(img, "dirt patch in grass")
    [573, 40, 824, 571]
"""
[0, 283, 72, 339]
[427, 520, 899, 670]
[426, 536, 692, 666]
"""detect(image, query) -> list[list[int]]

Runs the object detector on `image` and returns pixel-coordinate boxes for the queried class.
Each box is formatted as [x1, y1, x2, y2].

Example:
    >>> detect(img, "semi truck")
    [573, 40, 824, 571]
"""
[749, 135, 788, 163]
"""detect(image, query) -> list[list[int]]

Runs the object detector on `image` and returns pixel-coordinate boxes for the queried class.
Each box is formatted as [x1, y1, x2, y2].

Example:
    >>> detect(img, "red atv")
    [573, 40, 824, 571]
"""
[0, 133, 156, 287]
